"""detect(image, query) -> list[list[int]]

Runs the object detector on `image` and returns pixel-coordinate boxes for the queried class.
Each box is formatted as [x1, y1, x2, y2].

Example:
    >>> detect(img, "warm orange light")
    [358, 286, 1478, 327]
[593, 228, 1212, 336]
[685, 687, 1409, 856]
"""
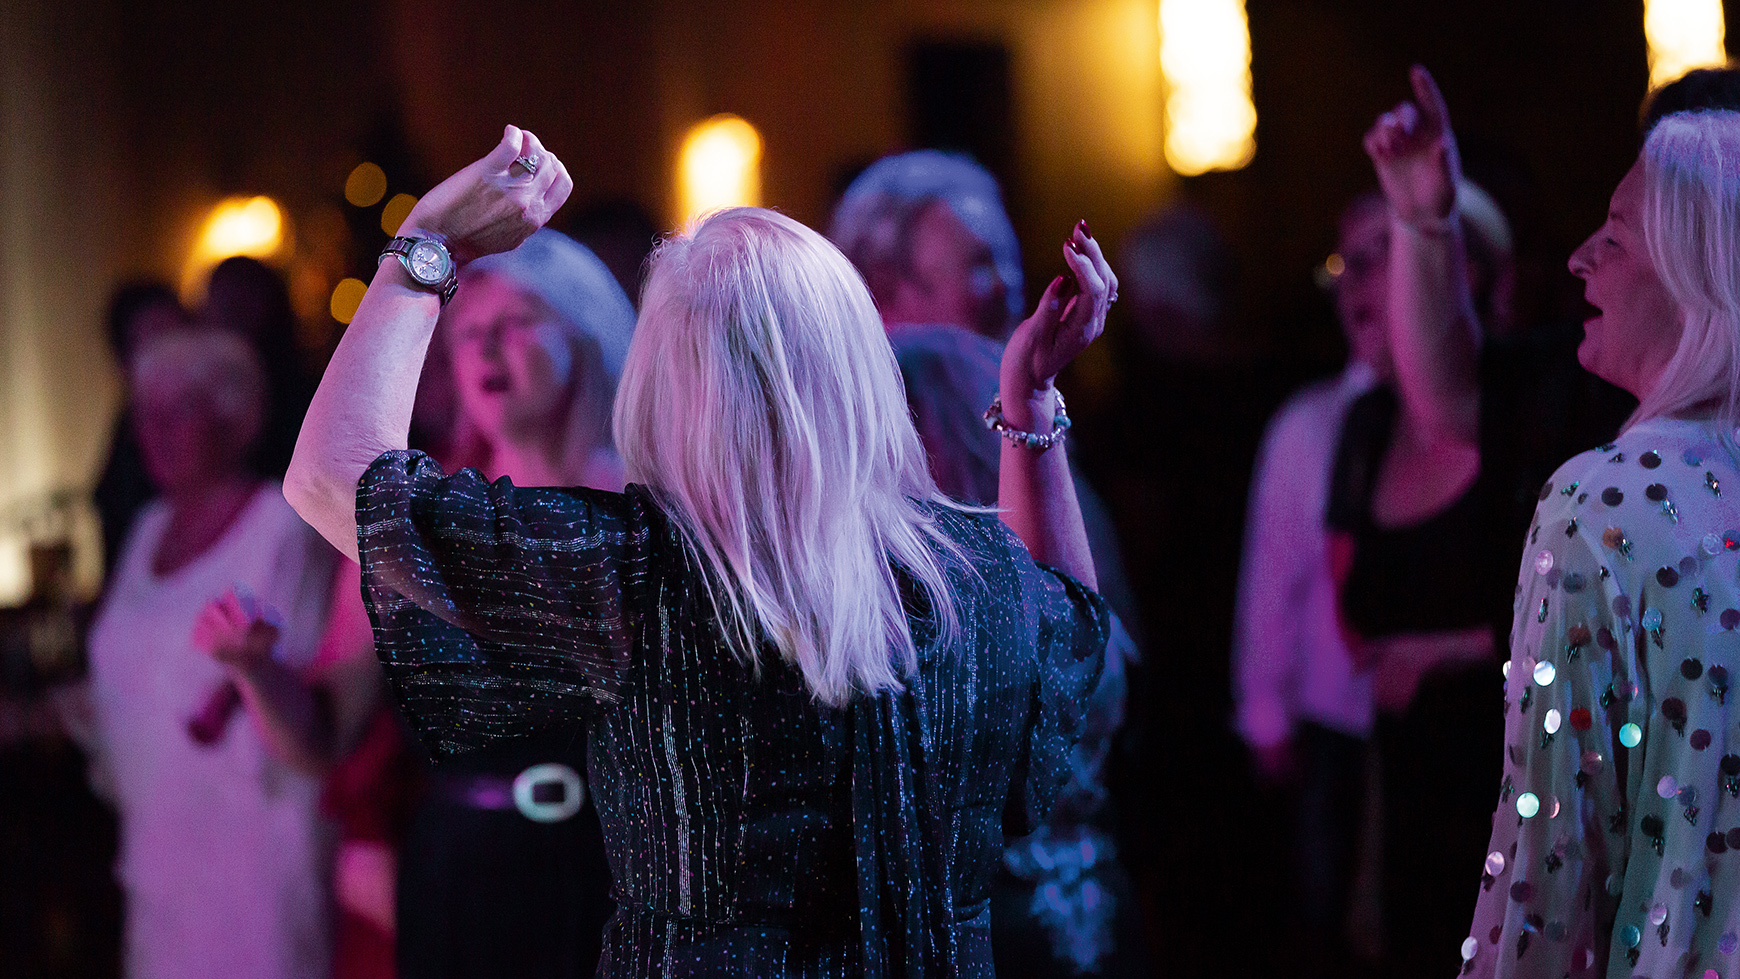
[0, 538, 25, 608]
[381, 193, 418, 236]
[676, 114, 763, 224]
[1159, 0, 1256, 176]
[1644, 0, 1727, 89]
[182, 196, 287, 296]
[345, 162, 388, 207]
[330, 277, 369, 324]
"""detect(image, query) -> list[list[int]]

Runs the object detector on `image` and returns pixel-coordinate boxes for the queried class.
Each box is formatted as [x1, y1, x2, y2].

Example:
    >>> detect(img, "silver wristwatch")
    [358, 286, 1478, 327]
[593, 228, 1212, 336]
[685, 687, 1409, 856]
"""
[379, 235, 458, 305]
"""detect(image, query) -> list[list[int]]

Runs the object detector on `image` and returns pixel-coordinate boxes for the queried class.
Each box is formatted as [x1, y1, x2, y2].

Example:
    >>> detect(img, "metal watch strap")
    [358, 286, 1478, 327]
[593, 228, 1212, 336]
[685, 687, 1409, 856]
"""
[379, 236, 458, 306]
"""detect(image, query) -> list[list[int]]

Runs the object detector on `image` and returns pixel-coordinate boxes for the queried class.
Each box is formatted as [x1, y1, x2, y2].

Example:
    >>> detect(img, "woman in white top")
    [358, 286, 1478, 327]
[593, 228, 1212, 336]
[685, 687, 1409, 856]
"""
[85, 328, 337, 979]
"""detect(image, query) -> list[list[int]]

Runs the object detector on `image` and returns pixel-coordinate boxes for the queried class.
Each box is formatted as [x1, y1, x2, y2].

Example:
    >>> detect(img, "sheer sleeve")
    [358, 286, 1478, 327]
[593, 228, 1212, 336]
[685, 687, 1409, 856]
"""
[1001, 543, 1113, 838]
[355, 449, 659, 758]
[1463, 456, 1629, 978]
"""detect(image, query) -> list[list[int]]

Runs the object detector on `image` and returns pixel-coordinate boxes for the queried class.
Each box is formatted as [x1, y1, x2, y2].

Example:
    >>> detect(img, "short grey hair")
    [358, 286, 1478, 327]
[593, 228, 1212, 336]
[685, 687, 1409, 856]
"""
[435, 230, 638, 481]
[130, 327, 266, 443]
[829, 151, 1024, 327]
[462, 229, 637, 380]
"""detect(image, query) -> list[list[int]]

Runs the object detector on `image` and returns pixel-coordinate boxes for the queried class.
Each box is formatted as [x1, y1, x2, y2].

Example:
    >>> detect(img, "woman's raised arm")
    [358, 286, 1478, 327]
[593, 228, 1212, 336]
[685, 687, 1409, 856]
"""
[995, 221, 1115, 590]
[284, 125, 573, 558]
[1364, 65, 1482, 448]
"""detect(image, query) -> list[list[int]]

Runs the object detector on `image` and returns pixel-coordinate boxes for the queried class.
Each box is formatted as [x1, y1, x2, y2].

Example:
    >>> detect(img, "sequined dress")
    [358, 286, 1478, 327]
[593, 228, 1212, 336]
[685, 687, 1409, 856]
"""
[355, 450, 1109, 979]
[1464, 418, 1740, 978]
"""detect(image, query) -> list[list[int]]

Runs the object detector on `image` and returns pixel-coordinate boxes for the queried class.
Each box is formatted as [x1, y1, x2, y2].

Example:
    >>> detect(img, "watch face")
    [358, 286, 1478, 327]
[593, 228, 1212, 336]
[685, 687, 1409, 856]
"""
[407, 241, 449, 284]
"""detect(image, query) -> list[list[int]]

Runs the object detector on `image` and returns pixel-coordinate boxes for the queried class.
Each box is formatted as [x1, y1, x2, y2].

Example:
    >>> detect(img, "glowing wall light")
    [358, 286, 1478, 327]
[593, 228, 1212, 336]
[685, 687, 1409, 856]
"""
[1158, 0, 1256, 176]
[676, 114, 763, 224]
[182, 195, 286, 296]
[1644, 0, 1727, 89]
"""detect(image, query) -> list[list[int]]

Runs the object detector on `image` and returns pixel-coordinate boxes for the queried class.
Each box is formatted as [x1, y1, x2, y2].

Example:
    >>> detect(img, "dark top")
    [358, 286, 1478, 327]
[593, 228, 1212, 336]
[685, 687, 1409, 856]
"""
[93, 421, 154, 578]
[1327, 385, 1508, 640]
[1328, 324, 1638, 645]
[396, 736, 615, 979]
[356, 450, 1109, 979]
[1477, 319, 1636, 630]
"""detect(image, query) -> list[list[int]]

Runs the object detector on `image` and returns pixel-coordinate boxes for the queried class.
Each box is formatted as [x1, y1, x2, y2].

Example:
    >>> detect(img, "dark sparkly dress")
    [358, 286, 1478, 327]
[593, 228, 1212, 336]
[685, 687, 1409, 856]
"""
[355, 450, 1110, 979]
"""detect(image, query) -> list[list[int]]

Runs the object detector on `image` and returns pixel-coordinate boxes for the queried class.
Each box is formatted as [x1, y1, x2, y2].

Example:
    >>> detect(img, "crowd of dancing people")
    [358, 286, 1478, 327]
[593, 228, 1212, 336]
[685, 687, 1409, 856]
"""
[8, 60, 1740, 979]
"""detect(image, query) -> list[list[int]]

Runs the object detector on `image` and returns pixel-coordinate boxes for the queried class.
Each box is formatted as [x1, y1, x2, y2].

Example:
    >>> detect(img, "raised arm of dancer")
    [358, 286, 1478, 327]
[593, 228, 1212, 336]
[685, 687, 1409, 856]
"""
[996, 221, 1115, 590]
[285, 126, 573, 558]
[1365, 65, 1481, 448]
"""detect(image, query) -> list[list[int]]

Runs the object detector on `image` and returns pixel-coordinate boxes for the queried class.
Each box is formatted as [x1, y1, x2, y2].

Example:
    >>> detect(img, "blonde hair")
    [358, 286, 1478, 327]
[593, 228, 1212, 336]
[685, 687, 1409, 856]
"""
[1632, 110, 1740, 431]
[614, 207, 972, 705]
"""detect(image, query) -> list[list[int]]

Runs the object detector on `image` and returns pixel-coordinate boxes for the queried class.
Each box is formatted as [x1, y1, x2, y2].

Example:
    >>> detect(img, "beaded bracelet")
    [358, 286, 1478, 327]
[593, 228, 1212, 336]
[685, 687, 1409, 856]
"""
[983, 390, 1071, 451]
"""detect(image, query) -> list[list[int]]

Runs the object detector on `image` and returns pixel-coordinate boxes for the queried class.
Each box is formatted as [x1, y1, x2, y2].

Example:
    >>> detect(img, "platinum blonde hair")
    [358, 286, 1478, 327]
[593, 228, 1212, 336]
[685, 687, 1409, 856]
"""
[1633, 110, 1740, 431]
[614, 207, 972, 705]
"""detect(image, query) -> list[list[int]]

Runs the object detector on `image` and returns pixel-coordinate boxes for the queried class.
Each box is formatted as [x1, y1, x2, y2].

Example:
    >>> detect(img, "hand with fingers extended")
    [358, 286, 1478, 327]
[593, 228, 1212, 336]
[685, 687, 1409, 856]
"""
[401, 124, 575, 265]
[1000, 220, 1118, 405]
[1364, 65, 1462, 226]
[192, 587, 283, 673]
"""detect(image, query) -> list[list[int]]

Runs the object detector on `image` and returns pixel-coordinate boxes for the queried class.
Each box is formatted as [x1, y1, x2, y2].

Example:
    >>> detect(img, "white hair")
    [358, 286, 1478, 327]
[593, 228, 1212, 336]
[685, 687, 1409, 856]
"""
[1632, 110, 1740, 432]
[437, 231, 636, 482]
[130, 327, 266, 448]
[614, 207, 973, 706]
[829, 150, 1025, 329]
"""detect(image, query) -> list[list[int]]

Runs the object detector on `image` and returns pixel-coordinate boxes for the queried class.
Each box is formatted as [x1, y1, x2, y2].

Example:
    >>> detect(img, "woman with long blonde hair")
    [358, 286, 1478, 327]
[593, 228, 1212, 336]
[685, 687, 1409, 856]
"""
[286, 126, 1113, 977]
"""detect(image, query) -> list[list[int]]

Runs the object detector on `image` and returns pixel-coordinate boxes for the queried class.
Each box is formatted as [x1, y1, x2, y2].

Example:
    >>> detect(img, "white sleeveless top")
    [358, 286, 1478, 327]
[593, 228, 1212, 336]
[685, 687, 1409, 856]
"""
[88, 483, 337, 979]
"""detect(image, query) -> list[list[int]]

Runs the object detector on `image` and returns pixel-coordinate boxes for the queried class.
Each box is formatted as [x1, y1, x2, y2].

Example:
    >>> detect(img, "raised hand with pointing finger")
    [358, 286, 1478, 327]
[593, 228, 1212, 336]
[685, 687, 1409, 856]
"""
[1364, 65, 1462, 227]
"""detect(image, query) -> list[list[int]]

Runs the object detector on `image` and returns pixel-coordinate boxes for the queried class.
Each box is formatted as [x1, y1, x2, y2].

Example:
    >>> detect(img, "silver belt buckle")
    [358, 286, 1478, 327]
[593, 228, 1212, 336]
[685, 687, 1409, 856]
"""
[512, 763, 585, 823]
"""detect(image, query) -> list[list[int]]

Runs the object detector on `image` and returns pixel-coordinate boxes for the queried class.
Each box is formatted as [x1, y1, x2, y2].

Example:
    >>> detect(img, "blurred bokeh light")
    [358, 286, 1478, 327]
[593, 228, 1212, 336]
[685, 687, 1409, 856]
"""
[1160, 0, 1257, 176]
[677, 114, 763, 224]
[1644, 0, 1727, 89]
[345, 162, 389, 207]
[181, 195, 285, 296]
[381, 193, 418, 236]
[329, 277, 369, 324]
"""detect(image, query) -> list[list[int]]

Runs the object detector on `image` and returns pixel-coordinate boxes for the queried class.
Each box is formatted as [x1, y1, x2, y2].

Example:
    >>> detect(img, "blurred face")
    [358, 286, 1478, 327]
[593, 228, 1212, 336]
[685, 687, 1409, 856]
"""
[889, 201, 1008, 338]
[1333, 200, 1394, 380]
[444, 274, 576, 444]
[1568, 158, 1684, 398]
[132, 385, 243, 493]
[125, 302, 187, 360]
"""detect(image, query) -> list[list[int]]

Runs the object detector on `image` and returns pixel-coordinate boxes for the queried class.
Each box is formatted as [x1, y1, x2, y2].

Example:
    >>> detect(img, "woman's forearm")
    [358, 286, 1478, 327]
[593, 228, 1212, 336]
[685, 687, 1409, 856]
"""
[232, 659, 335, 777]
[996, 387, 1097, 589]
[287, 126, 571, 555]
[1389, 216, 1481, 446]
[285, 260, 440, 559]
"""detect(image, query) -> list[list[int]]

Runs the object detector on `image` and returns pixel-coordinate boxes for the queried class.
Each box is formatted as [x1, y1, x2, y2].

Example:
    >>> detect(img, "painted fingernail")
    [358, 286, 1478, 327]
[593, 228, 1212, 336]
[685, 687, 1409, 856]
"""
[1066, 238, 1082, 254]
[1079, 219, 1092, 239]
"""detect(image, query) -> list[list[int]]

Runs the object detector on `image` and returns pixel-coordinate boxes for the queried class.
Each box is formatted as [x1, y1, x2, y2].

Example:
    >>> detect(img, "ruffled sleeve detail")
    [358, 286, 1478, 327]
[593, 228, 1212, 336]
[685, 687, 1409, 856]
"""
[356, 449, 659, 757]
